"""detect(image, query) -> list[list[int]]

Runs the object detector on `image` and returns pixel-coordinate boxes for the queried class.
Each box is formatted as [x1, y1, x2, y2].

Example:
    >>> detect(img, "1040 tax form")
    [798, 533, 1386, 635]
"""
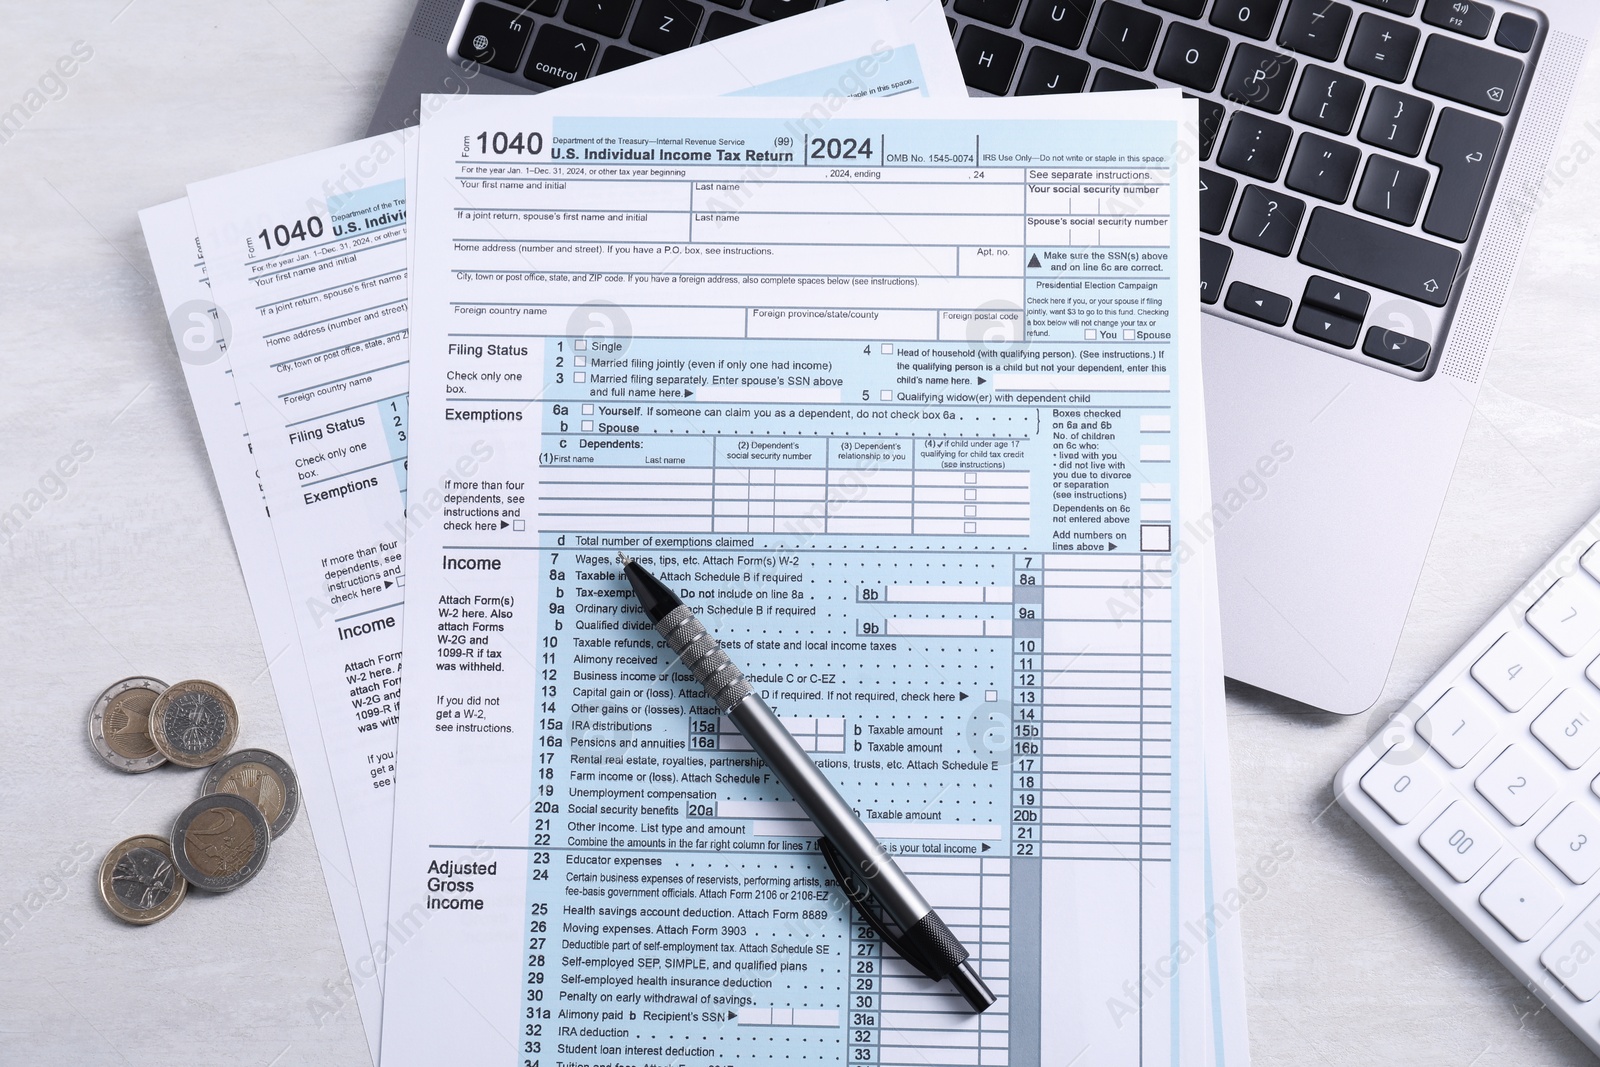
[383, 91, 1219, 1066]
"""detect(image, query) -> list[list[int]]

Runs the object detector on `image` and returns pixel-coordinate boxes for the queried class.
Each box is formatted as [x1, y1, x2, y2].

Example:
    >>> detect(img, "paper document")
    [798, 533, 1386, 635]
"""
[165, 2, 966, 1049]
[382, 90, 1216, 1065]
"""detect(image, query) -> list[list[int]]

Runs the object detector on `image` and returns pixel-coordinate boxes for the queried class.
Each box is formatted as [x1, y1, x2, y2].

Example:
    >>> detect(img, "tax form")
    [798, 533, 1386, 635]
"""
[382, 90, 1222, 1065]
[163, 2, 966, 1052]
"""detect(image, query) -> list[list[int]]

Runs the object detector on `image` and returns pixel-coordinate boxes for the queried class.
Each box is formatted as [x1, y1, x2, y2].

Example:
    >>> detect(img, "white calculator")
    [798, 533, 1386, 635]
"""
[1337, 509, 1600, 1057]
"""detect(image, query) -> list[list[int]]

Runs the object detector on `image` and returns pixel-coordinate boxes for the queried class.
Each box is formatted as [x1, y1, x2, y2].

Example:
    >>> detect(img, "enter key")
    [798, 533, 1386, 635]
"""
[1424, 108, 1503, 243]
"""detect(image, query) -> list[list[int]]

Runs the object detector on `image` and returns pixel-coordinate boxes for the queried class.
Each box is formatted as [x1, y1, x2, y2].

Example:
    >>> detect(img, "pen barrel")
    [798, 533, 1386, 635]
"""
[725, 693, 933, 932]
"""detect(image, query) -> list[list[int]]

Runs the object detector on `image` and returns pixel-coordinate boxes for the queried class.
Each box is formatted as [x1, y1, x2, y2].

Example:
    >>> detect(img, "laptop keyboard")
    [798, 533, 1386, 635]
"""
[450, 0, 1544, 378]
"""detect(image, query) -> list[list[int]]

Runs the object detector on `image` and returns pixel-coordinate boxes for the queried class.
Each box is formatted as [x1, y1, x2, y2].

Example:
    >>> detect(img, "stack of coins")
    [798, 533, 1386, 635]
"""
[89, 677, 299, 924]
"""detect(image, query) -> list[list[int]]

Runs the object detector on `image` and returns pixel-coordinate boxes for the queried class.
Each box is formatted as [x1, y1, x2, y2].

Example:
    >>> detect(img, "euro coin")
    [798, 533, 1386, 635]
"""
[201, 748, 299, 837]
[98, 835, 187, 924]
[148, 679, 238, 768]
[171, 793, 271, 892]
[88, 676, 168, 772]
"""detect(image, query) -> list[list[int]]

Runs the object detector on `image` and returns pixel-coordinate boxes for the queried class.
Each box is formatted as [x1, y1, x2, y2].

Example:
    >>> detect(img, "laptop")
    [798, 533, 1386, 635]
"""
[369, 0, 1597, 714]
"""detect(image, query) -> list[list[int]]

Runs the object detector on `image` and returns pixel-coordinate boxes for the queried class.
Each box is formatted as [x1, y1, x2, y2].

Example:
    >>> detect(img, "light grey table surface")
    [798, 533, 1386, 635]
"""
[2, 2, 1599, 1064]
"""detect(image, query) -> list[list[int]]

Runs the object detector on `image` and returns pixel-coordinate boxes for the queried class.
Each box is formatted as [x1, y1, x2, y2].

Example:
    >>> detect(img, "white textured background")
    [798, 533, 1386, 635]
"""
[0, 2, 1598, 1064]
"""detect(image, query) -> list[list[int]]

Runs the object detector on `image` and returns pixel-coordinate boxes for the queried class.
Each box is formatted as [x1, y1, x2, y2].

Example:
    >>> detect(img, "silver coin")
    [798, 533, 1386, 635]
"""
[171, 792, 271, 893]
[88, 676, 169, 772]
[201, 748, 299, 837]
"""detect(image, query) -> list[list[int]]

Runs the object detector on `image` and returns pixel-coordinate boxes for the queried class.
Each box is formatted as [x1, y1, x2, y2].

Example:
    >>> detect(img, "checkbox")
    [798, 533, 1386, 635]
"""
[880, 343, 893, 354]
[512, 519, 526, 531]
[1123, 328, 1136, 340]
[582, 404, 593, 414]
[964, 521, 977, 533]
[880, 390, 893, 401]
[964, 488, 977, 500]
[1084, 329, 1097, 340]
[985, 690, 997, 702]
[575, 355, 587, 366]
[582, 420, 593, 430]
[574, 371, 586, 382]
[964, 472, 977, 484]
[964, 505, 977, 517]
[575, 339, 587, 351]
[1141, 523, 1172, 553]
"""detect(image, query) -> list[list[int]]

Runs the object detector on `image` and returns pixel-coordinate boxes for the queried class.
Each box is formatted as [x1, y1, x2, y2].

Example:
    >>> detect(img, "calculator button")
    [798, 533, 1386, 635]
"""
[1359, 743, 1444, 823]
[1541, 894, 1600, 1002]
[1480, 859, 1562, 942]
[1471, 632, 1553, 712]
[1527, 576, 1600, 657]
[1533, 689, 1600, 770]
[1476, 745, 1558, 826]
[1536, 803, 1600, 885]
[1420, 801, 1499, 882]
[1417, 687, 1496, 768]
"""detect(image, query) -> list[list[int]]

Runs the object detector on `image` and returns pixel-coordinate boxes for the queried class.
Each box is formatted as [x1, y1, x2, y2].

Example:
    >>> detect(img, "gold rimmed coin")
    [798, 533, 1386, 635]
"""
[148, 679, 238, 768]
[98, 835, 187, 924]
[88, 676, 169, 772]
[171, 793, 270, 893]
[201, 748, 299, 837]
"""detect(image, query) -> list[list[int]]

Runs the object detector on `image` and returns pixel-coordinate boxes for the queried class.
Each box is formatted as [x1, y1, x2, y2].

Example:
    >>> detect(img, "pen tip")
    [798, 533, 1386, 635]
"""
[616, 551, 634, 567]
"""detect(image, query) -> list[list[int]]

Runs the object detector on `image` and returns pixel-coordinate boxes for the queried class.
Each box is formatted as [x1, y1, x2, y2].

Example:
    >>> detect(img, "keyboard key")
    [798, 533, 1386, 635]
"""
[751, 0, 817, 17]
[1231, 185, 1305, 256]
[958, 26, 1023, 93]
[1534, 688, 1600, 770]
[1423, 107, 1502, 242]
[1358, 86, 1432, 156]
[1345, 13, 1419, 82]
[1479, 859, 1562, 942]
[1302, 274, 1370, 317]
[1422, 0, 1491, 38]
[1286, 132, 1360, 202]
[1209, 0, 1281, 40]
[1216, 112, 1293, 181]
[1476, 744, 1558, 826]
[1298, 208, 1461, 306]
[1542, 895, 1600, 1001]
[1015, 47, 1090, 94]
[1088, 1, 1164, 70]
[629, 0, 703, 53]
[1363, 324, 1431, 369]
[1090, 68, 1156, 90]
[566, 0, 637, 39]
[1496, 12, 1538, 53]
[1199, 169, 1237, 234]
[1471, 632, 1555, 712]
[1420, 801, 1499, 882]
[1293, 303, 1362, 347]
[457, 2, 534, 72]
[955, 0, 1021, 28]
[1528, 576, 1600, 657]
[1360, 743, 1444, 823]
[1278, 0, 1351, 61]
[1354, 156, 1430, 225]
[701, 10, 756, 40]
[1290, 65, 1364, 134]
[1225, 280, 1294, 325]
[596, 44, 649, 72]
[1196, 98, 1226, 160]
[1538, 803, 1600, 884]
[1417, 687, 1496, 768]
[1020, 0, 1093, 50]
[1585, 543, 1600, 585]
[1154, 22, 1230, 93]
[525, 23, 598, 86]
[1200, 239, 1231, 304]
[1413, 34, 1524, 116]
[1145, 0, 1207, 15]
[1354, 0, 1415, 12]
[1222, 44, 1297, 113]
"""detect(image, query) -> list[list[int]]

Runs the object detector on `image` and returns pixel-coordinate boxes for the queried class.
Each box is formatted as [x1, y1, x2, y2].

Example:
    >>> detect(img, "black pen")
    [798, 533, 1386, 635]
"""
[620, 553, 996, 1013]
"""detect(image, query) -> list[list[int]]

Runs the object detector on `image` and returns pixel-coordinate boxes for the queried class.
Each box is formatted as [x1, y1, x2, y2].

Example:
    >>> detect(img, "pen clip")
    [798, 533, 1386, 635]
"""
[816, 837, 941, 981]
